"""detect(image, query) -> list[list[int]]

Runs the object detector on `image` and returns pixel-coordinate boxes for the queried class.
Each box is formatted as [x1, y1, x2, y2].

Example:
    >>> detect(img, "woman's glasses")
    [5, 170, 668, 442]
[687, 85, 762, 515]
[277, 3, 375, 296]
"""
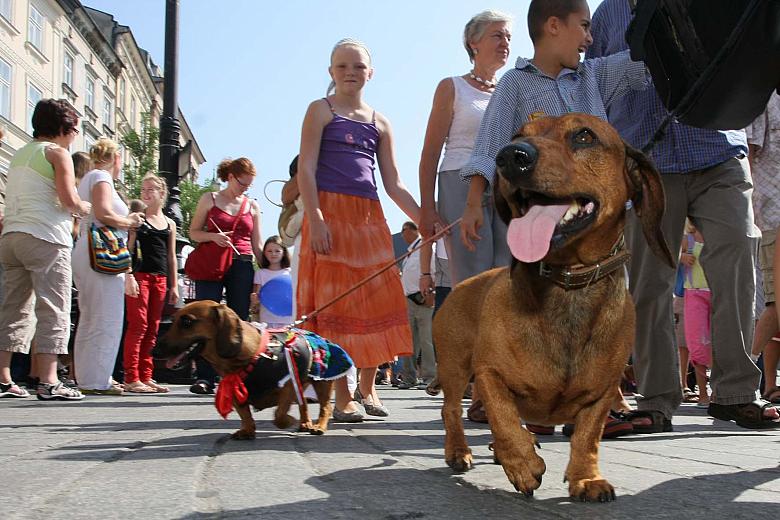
[233, 175, 253, 188]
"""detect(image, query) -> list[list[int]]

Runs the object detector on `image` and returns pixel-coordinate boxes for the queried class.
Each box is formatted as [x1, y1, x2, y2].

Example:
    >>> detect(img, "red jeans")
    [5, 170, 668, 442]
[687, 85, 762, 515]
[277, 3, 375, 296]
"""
[123, 272, 168, 382]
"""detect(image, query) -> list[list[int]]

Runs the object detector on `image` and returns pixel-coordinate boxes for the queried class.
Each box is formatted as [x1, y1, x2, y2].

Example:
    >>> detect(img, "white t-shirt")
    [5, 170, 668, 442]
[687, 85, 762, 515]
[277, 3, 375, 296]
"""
[78, 169, 129, 240]
[254, 267, 293, 327]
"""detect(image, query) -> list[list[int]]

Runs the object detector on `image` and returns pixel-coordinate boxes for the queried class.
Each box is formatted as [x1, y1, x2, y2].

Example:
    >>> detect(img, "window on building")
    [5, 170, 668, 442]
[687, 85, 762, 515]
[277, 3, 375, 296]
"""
[103, 96, 112, 127]
[0, 0, 12, 22]
[27, 83, 43, 135]
[118, 77, 126, 113]
[84, 132, 95, 152]
[0, 58, 10, 119]
[63, 51, 74, 88]
[130, 96, 136, 128]
[85, 73, 95, 110]
[28, 5, 44, 51]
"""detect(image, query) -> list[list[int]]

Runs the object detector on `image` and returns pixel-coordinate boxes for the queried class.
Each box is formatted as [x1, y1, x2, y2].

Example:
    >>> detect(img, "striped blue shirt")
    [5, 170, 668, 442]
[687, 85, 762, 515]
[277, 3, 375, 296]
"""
[461, 50, 648, 186]
[586, 0, 747, 174]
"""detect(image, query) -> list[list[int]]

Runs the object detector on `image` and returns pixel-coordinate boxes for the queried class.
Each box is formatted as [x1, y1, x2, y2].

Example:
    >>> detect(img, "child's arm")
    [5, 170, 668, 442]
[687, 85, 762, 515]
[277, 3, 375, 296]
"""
[375, 113, 420, 223]
[460, 70, 524, 188]
[592, 50, 649, 111]
[299, 99, 332, 254]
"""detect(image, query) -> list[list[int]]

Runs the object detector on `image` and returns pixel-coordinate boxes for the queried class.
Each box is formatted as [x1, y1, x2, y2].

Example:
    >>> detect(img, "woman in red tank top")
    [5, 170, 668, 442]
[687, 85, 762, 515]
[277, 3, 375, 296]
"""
[186, 157, 262, 394]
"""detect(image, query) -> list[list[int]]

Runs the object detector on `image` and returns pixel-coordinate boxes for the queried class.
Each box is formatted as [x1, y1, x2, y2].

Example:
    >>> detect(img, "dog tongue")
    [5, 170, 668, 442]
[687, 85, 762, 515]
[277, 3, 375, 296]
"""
[507, 204, 570, 262]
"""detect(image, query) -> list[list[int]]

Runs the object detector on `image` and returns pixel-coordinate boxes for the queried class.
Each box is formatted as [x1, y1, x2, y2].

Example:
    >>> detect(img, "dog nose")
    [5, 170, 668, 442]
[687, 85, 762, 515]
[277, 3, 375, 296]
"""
[496, 142, 538, 174]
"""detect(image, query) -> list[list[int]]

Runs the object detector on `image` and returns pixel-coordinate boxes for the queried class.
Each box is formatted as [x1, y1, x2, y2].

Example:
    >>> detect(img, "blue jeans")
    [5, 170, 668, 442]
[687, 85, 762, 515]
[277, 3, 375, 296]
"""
[193, 257, 254, 385]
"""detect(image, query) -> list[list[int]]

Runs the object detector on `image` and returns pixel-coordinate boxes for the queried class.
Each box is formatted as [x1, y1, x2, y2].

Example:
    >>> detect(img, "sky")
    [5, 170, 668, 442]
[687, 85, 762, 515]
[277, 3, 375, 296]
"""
[83, 0, 603, 241]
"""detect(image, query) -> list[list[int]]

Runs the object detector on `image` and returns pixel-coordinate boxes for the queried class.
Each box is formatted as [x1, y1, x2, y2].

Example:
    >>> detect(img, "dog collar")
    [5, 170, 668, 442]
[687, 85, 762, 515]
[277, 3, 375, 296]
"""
[214, 330, 270, 419]
[537, 236, 630, 290]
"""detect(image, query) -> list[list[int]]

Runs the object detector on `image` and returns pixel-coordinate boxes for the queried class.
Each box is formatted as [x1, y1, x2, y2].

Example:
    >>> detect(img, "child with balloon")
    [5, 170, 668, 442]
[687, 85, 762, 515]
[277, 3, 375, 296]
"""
[251, 235, 293, 328]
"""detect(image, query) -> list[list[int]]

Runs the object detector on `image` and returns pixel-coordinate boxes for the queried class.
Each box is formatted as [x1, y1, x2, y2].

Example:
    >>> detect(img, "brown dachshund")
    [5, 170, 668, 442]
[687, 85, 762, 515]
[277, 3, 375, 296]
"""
[434, 113, 674, 502]
[154, 301, 336, 439]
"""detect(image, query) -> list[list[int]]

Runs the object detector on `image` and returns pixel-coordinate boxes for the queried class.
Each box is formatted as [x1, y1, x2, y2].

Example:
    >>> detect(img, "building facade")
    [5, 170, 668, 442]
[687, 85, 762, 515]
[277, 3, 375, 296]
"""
[0, 0, 204, 182]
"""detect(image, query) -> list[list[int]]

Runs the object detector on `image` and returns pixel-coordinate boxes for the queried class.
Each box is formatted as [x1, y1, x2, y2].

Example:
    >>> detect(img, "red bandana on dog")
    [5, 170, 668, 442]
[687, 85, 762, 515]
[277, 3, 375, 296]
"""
[214, 329, 269, 419]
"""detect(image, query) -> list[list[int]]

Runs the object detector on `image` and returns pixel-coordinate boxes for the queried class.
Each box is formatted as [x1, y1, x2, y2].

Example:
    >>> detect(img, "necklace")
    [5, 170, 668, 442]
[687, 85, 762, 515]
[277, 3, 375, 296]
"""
[469, 70, 497, 89]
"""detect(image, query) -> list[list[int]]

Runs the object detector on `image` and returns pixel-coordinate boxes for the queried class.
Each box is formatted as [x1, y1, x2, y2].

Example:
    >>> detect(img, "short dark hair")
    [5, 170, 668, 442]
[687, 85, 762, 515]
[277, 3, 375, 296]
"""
[402, 221, 418, 232]
[32, 99, 79, 139]
[289, 155, 299, 178]
[527, 0, 586, 43]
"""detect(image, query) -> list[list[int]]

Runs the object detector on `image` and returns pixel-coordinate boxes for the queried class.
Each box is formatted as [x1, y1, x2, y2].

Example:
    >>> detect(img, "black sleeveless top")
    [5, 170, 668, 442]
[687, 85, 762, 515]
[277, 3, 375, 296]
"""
[133, 220, 170, 276]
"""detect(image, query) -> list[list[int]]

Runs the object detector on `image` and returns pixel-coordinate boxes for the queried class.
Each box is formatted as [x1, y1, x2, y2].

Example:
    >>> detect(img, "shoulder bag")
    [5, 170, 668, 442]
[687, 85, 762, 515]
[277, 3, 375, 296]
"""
[185, 195, 249, 282]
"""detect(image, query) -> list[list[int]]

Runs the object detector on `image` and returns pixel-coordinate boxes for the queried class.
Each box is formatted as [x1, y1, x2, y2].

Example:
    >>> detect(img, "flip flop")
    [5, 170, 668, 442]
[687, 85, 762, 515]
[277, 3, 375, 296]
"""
[143, 380, 170, 393]
[124, 381, 156, 393]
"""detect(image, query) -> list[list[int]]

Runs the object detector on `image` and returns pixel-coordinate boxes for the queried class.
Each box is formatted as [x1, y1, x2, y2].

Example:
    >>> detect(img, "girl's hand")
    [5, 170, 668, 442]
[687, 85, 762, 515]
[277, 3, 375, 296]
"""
[211, 230, 234, 248]
[419, 205, 446, 240]
[127, 212, 145, 229]
[460, 202, 483, 252]
[679, 252, 695, 267]
[125, 275, 139, 298]
[310, 218, 332, 255]
[168, 285, 179, 305]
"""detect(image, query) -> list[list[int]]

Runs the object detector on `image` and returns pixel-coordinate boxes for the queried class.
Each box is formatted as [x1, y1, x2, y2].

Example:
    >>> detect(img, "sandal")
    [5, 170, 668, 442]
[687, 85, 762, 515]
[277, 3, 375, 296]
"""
[467, 399, 488, 423]
[525, 423, 555, 435]
[143, 380, 170, 393]
[762, 386, 780, 404]
[623, 410, 673, 434]
[124, 381, 156, 393]
[708, 399, 780, 429]
[682, 387, 699, 403]
[561, 411, 634, 439]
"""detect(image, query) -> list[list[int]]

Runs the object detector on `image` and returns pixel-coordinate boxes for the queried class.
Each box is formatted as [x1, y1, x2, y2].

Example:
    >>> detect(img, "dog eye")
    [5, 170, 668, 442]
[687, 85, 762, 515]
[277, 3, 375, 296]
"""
[572, 128, 597, 148]
[180, 315, 195, 328]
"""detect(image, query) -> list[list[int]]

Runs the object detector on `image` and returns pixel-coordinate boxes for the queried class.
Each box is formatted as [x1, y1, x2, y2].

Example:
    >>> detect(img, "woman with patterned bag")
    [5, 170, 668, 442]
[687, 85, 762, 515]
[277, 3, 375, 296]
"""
[72, 138, 144, 395]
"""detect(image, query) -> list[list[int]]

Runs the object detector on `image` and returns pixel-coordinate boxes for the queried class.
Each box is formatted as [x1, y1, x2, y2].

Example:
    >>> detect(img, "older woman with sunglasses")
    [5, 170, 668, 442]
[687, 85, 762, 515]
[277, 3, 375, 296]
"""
[187, 157, 262, 394]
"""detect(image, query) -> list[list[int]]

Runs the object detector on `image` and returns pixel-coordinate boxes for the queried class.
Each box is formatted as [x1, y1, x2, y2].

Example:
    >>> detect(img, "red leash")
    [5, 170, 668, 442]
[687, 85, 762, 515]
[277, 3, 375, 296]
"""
[294, 219, 461, 327]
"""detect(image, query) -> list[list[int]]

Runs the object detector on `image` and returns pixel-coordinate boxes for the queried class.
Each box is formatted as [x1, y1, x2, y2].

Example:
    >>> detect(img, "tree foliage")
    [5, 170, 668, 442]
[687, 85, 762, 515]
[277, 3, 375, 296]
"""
[178, 177, 218, 240]
[119, 112, 159, 200]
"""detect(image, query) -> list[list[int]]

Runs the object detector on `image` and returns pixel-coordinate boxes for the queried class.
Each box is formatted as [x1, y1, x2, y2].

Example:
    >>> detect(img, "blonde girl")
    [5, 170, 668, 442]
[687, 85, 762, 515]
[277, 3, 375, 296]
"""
[297, 38, 420, 421]
[122, 174, 178, 393]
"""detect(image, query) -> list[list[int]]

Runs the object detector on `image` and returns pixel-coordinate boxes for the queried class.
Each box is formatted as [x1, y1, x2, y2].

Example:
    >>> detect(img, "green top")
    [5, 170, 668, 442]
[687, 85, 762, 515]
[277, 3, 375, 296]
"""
[9, 141, 55, 180]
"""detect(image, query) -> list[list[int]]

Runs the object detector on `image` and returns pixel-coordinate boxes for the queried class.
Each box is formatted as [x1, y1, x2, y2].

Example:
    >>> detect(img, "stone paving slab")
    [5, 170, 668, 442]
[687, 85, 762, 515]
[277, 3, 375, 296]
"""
[1, 386, 778, 519]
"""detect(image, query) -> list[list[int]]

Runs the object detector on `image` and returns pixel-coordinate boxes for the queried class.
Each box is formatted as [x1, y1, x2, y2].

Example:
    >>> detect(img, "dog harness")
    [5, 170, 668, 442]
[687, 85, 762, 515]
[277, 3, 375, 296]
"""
[214, 327, 354, 419]
[536, 236, 631, 290]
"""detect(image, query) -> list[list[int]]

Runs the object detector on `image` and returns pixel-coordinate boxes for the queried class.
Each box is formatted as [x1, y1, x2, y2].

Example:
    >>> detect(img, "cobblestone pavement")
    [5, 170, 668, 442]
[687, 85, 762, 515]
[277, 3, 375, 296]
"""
[1, 387, 778, 519]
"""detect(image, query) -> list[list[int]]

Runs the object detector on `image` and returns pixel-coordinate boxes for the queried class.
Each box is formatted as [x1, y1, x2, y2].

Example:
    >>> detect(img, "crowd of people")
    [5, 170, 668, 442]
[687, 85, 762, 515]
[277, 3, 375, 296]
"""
[1, 0, 778, 432]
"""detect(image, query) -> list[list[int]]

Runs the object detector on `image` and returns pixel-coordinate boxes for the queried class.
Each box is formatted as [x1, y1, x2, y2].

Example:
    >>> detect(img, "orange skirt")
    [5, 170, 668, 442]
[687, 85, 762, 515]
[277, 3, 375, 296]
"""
[296, 191, 412, 368]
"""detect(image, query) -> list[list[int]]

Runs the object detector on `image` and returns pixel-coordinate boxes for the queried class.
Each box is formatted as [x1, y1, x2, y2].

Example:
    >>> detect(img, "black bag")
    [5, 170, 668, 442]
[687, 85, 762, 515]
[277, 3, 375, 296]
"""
[627, 0, 780, 130]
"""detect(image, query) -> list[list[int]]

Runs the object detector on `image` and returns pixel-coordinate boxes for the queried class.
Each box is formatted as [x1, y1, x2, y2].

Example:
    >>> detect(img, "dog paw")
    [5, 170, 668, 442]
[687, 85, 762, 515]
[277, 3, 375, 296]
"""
[307, 426, 325, 436]
[445, 448, 473, 472]
[298, 421, 314, 433]
[274, 414, 295, 430]
[502, 453, 546, 497]
[231, 429, 256, 440]
[568, 478, 616, 503]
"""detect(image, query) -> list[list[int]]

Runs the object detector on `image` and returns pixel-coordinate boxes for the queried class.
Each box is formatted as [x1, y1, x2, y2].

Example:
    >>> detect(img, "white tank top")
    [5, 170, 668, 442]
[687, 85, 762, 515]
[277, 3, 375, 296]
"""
[439, 76, 492, 173]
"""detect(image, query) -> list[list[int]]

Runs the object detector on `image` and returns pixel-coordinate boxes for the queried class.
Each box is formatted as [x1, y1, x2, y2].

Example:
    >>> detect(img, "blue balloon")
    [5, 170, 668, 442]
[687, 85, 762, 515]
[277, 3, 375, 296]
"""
[259, 276, 293, 317]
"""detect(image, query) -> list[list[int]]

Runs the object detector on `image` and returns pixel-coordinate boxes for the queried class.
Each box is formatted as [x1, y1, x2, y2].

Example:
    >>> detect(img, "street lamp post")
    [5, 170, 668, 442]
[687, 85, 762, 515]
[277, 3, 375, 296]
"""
[159, 0, 183, 233]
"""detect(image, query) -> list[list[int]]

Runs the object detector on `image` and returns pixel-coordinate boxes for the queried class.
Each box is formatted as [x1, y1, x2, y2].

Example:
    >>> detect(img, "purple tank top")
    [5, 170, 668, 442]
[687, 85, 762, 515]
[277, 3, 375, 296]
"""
[315, 99, 380, 200]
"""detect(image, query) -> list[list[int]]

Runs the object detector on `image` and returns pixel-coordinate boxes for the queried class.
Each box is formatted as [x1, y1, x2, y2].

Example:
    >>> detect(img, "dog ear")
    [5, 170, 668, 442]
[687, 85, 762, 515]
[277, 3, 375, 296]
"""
[623, 143, 675, 268]
[493, 178, 513, 225]
[212, 304, 243, 358]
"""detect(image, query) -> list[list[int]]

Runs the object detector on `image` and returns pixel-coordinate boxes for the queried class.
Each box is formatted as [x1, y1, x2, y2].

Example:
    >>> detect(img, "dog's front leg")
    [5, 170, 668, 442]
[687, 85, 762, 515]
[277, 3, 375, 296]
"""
[477, 371, 546, 497]
[565, 397, 615, 502]
[231, 401, 256, 440]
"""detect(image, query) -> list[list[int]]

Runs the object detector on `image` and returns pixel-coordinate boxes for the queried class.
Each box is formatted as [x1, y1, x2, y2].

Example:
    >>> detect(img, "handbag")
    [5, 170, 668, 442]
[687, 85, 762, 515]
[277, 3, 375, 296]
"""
[185, 196, 248, 281]
[278, 197, 303, 248]
[88, 223, 132, 274]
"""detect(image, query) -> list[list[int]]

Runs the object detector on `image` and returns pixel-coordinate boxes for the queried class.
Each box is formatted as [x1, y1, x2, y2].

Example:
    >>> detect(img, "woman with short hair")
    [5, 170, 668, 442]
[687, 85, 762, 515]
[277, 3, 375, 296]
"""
[0, 99, 91, 400]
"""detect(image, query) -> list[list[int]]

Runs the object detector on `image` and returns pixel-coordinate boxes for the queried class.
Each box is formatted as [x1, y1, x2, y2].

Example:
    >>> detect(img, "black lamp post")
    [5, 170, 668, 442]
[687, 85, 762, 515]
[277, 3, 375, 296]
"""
[159, 0, 183, 233]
